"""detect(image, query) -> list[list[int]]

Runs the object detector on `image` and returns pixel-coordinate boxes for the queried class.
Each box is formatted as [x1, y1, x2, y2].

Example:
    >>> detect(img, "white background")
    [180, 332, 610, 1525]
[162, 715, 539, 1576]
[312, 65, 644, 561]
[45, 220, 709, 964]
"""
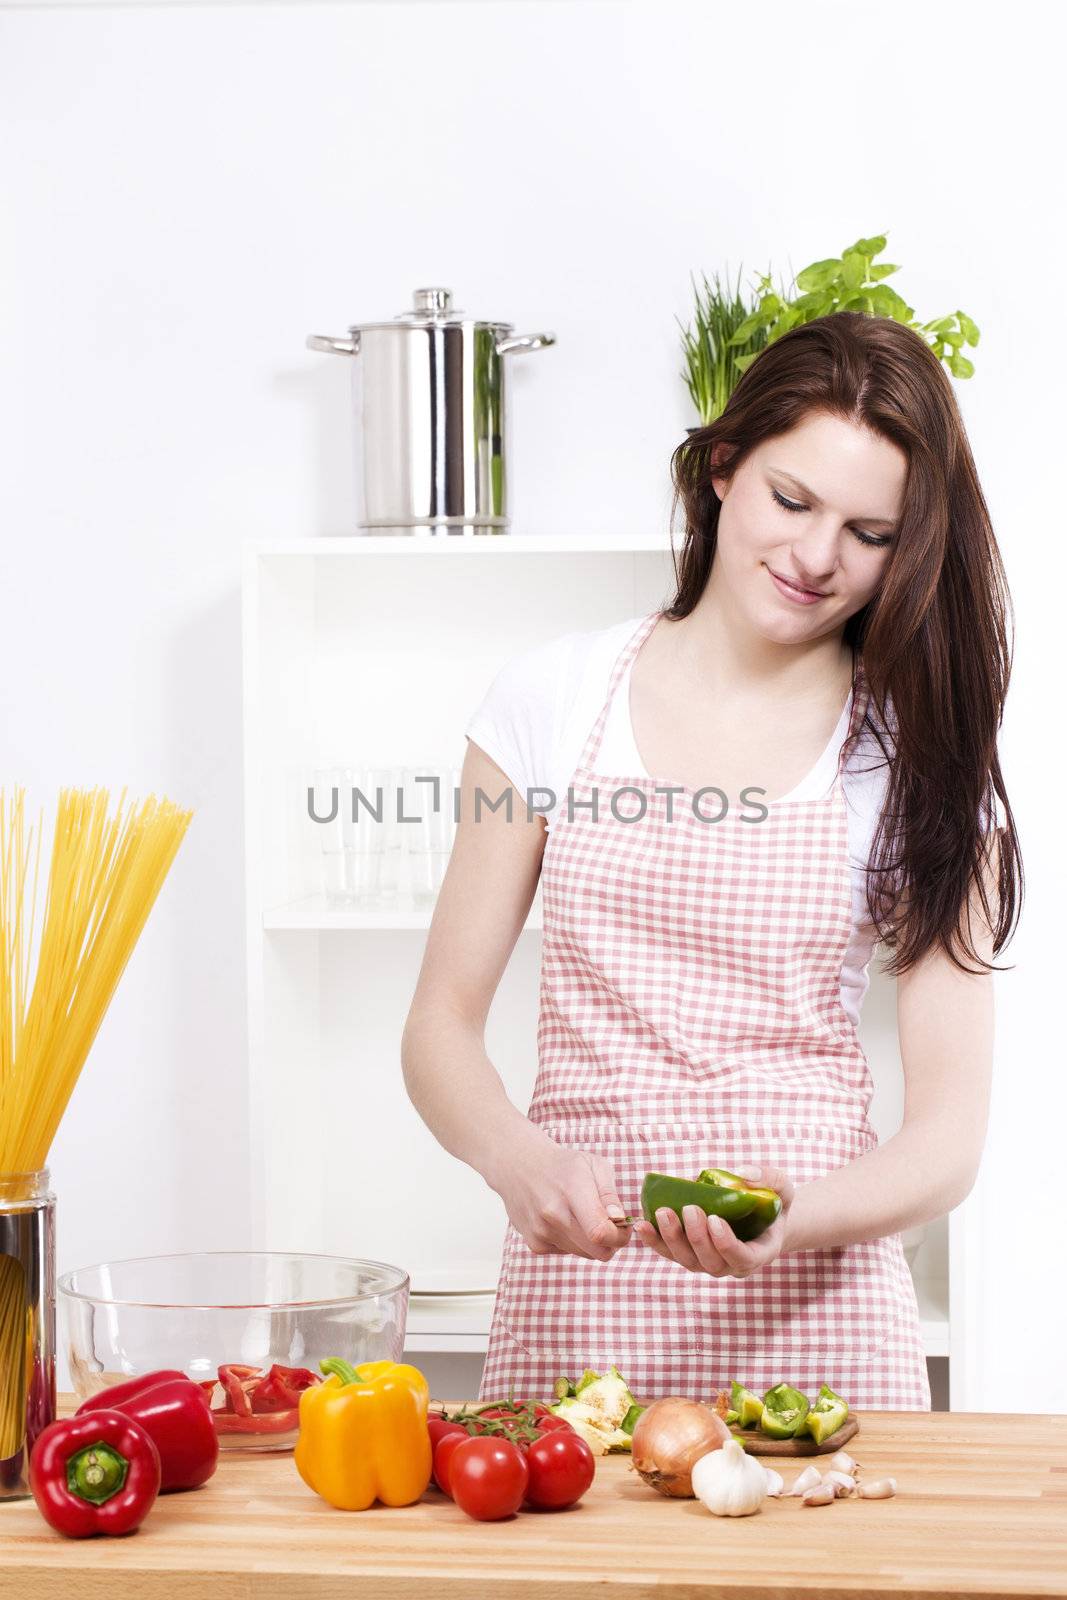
[1, 0, 1062, 1409]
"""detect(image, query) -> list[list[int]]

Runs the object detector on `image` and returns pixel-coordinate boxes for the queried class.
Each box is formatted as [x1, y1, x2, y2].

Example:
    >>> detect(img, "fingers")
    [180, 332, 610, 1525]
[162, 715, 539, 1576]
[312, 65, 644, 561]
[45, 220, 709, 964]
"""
[682, 1206, 738, 1274]
[587, 1152, 628, 1222]
[634, 1207, 767, 1278]
[568, 1153, 629, 1260]
[700, 1214, 763, 1278]
[519, 1150, 630, 1262]
[523, 1198, 597, 1259]
[630, 1216, 687, 1267]
[642, 1206, 730, 1275]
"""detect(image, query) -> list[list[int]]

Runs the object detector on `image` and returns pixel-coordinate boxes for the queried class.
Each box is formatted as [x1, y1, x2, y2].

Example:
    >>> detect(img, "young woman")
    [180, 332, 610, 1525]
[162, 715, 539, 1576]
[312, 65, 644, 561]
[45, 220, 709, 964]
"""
[402, 311, 1021, 1410]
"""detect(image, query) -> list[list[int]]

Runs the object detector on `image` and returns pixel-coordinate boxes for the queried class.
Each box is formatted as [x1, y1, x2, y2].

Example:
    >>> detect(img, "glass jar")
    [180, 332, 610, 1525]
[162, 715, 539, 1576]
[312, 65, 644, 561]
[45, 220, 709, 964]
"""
[0, 1168, 56, 1500]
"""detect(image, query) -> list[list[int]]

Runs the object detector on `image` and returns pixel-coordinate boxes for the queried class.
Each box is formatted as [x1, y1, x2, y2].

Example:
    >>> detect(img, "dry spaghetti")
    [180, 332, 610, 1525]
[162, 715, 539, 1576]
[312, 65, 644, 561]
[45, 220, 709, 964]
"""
[0, 786, 192, 1463]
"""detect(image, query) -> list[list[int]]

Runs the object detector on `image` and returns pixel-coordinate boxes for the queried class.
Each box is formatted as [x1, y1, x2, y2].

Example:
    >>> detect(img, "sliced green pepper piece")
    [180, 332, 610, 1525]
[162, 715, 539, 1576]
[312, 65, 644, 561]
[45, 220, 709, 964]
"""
[802, 1383, 849, 1444]
[723, 1409, 740, 1425]
[760, 1383, 810, 1438]
[729, 1380, 765, 1428]
[698, 1168, 782, 1242]
[620, 1403, 644, 1436]
[552, 1375, 575, 1401]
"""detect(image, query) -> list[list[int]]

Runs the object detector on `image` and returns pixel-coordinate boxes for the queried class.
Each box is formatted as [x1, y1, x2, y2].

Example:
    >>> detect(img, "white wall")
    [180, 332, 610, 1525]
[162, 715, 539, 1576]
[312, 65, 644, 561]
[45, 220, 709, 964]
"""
[1, 0, 1062, 1409]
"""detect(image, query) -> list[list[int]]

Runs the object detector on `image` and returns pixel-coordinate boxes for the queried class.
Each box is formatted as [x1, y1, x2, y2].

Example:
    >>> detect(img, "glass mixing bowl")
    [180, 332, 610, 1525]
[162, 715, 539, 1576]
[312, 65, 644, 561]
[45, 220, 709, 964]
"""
[59, 1251, 409, 1452]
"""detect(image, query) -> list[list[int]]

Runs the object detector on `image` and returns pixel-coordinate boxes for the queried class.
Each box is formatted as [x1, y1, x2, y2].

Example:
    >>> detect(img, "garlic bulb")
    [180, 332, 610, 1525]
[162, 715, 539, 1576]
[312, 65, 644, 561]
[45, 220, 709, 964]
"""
[691, 1438, 767, 1517]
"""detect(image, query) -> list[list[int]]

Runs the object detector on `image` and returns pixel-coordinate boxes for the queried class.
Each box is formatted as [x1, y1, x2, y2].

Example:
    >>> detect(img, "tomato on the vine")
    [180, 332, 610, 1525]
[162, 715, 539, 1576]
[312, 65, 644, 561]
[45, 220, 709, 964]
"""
[534, 1414, 573, 1435]
[449, 1436, 529, 1522]
[461, 1405, 573, 1447]
[524, 1428, 595, 1510]
[432, 1430, 469, 1499]
[429, 1416, 467, 1454]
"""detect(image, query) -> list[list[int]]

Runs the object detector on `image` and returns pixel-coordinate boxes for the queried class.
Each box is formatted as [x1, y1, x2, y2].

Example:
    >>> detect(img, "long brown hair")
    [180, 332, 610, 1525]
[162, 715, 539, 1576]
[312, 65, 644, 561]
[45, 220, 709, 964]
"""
[666, 310, 1021, 974]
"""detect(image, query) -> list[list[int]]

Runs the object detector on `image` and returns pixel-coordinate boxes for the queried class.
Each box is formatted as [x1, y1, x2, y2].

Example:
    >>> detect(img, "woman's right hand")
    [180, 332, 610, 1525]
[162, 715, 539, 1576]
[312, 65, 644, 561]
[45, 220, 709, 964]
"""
[487, 1130, 631, 1262]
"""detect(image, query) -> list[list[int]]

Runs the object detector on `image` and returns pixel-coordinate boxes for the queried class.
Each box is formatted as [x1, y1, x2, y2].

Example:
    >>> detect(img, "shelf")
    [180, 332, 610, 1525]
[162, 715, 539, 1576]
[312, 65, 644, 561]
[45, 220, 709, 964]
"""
[263, 893, 543, 931]
[246, 533, 674, 558]
[405, 1294, 496, 1355]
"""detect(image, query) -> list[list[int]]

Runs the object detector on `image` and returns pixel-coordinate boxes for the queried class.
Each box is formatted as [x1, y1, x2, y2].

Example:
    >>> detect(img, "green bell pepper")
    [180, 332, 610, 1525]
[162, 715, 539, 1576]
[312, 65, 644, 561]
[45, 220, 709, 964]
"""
[759, 1383, 810, 1439]
[640, 1169, 782, 1242]
[802, 1383, 849, 1444]
[697, 1169, 782, 1242]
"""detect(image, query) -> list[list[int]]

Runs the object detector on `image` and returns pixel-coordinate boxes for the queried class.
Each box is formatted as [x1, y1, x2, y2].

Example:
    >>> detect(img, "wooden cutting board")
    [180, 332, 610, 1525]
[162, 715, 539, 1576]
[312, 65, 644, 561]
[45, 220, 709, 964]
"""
[729, 1415, 859, 1455]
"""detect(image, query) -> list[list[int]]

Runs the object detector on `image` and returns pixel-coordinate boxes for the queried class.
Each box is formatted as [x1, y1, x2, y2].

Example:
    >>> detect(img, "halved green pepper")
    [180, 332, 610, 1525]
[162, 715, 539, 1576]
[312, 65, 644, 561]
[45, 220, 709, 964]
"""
[640, 1168, 782, 1242]
[760, 1383, 810, 1438]
[802, 1383, 848, 1444]
[697, 1169, 782, 1242]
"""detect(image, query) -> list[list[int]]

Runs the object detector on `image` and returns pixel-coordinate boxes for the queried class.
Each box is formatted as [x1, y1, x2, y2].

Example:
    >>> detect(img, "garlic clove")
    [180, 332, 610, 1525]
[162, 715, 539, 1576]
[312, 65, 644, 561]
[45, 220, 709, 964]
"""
[763, 1467, 785, 1497]
[801, 1482, 836, 1506]
[788, 1464, 822, 1496]
[822, 1470, 856, 1497]
[858, 1476, 897, 1499]
[828, 1450, 859, 1476]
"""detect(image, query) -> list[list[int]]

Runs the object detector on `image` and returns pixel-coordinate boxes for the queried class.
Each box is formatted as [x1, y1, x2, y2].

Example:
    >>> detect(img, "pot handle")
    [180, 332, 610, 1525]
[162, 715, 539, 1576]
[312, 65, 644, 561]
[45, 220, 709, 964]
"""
[306, 333, 361, 356]
[495, 332, 556, 356]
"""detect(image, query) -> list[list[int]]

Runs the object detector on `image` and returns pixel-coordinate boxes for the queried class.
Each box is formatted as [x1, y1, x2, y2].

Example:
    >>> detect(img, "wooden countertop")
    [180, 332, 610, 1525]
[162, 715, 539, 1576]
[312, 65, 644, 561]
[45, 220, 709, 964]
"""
[1, 1406, 1065, 1598]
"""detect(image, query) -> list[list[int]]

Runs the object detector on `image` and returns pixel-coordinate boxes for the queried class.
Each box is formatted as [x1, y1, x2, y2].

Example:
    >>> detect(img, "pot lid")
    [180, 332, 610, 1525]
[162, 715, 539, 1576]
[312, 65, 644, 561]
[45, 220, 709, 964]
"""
[348, 287, 513, 333]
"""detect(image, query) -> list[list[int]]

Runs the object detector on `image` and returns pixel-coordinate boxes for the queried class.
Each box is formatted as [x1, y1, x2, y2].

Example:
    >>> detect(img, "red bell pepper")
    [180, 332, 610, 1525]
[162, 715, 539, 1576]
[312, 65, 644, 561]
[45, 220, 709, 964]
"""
[78, 1370, 187, 1411]
[77, 1372, 219, 1492]
[30, 1411, 161, 1538]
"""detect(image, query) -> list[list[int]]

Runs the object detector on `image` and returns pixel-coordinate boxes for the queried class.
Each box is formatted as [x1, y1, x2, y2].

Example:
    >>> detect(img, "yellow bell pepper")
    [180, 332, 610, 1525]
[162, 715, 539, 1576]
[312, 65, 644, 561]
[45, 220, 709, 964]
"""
[294, 1357, 433, 1511]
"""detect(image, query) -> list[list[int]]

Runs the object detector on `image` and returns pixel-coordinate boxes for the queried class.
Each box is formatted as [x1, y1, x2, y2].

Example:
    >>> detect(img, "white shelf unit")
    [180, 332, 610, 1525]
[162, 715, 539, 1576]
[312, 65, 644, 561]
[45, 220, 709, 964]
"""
[242, 533, 966, 1395]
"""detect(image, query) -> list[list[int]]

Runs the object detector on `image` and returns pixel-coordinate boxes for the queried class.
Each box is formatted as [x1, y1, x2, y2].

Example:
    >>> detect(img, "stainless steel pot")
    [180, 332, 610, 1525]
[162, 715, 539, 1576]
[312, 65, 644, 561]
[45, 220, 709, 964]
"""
[307, 287, 555, 536]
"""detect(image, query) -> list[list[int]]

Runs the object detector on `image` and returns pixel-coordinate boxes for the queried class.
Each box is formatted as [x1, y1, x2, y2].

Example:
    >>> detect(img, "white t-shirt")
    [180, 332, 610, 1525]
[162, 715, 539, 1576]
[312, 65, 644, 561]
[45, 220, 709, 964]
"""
[465, 613, 896, 1028]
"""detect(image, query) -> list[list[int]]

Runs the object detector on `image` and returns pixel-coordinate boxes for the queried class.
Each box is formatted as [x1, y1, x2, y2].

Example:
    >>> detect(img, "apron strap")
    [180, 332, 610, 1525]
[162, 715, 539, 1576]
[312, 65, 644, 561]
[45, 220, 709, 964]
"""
[574, 609, 661, 777]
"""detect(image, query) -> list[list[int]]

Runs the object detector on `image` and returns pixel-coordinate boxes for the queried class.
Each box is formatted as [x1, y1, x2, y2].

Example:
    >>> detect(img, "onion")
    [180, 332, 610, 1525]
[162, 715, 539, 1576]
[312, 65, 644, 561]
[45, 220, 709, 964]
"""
[630, 1396, 732, 1498]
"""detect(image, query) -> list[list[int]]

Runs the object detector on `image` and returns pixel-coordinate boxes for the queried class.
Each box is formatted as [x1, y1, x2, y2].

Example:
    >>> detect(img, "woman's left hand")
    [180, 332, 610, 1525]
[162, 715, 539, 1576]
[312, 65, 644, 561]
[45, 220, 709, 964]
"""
[632, 1165, 796, 1277]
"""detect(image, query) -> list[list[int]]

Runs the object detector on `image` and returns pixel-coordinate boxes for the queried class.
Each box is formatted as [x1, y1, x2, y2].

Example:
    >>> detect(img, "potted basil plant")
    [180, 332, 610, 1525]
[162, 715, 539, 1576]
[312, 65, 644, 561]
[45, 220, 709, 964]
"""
[680, 231, 980, 426]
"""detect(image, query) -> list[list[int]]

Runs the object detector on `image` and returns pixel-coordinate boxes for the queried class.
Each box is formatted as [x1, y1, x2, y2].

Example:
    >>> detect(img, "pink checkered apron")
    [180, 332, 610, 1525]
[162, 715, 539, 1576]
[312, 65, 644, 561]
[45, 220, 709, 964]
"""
[479, 608, 931, 1410]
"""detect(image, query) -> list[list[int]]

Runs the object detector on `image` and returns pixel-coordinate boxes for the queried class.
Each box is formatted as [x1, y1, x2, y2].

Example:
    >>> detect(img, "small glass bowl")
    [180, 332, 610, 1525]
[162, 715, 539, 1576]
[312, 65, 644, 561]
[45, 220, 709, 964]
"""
[59, 1251, 409, 1452]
